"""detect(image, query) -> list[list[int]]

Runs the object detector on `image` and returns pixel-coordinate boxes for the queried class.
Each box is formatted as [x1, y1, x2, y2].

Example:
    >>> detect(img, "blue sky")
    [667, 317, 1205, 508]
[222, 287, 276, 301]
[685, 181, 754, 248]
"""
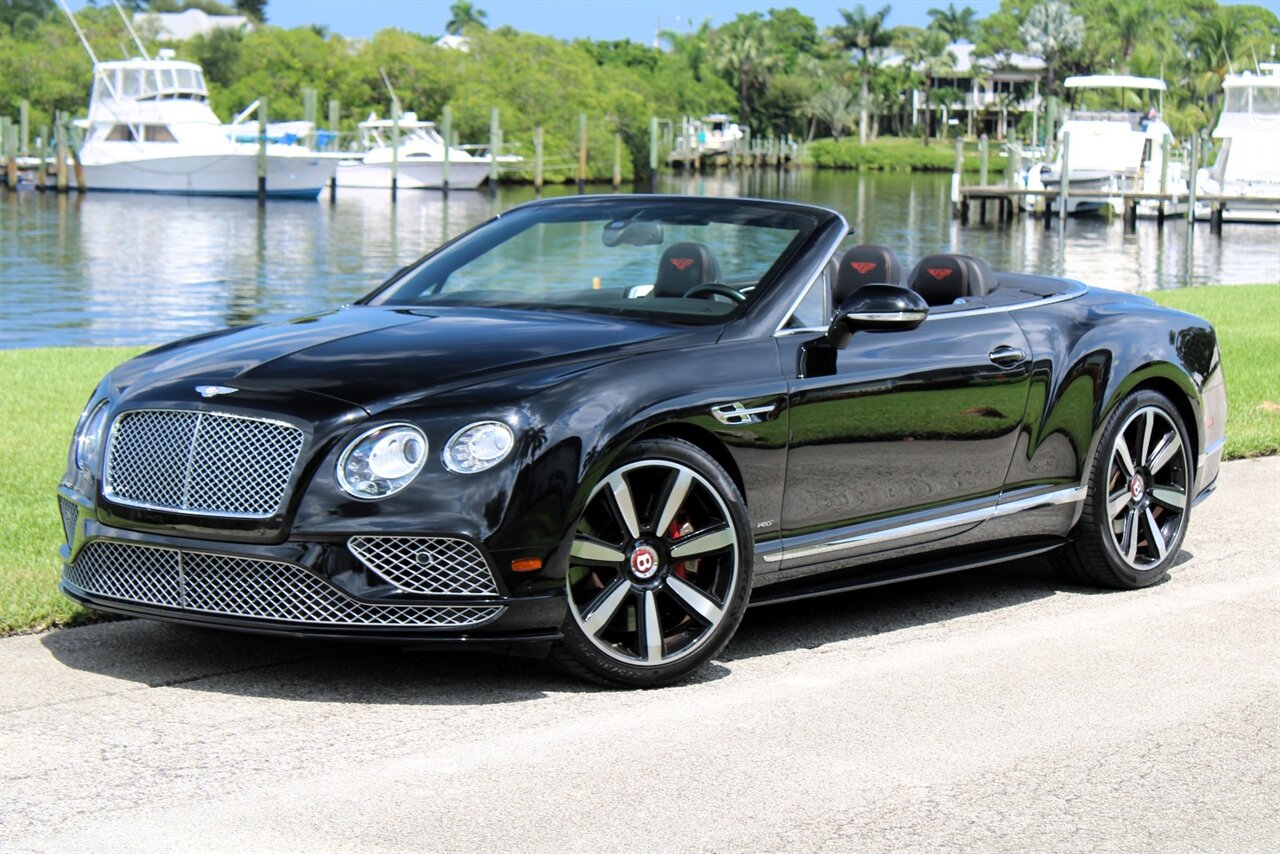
[222, 0, 1003, 41]
[72, 0, 1268, 43]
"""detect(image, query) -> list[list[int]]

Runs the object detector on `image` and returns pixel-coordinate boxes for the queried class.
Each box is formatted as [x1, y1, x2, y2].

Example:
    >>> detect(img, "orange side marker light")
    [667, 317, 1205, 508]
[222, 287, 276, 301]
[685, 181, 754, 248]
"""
[511, 557, 543, 572]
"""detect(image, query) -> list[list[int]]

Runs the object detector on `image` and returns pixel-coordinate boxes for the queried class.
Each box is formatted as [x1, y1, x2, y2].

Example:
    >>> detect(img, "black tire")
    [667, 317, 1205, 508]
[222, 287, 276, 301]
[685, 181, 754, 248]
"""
[1055, 390, 1194, 589]
[550, 438, 752, 688]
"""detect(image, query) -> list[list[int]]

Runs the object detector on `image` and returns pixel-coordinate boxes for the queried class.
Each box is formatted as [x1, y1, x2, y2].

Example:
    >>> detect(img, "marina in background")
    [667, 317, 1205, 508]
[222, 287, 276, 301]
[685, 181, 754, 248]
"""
[3, 170, 1277, 350]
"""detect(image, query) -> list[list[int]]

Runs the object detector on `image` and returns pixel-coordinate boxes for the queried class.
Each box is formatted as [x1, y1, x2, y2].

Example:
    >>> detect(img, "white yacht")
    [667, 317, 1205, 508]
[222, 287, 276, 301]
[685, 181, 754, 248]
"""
[1023, 76, 1187, 216]
[335, 112, 505, 190]
[1195, 63, 1280, 222]
[697, 114, 746, 155]
[75, 51, 338, 197]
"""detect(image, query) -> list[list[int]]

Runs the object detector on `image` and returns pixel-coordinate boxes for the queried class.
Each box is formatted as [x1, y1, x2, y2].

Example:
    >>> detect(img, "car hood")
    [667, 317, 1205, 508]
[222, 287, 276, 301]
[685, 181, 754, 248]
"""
[109, 306, 707, 412]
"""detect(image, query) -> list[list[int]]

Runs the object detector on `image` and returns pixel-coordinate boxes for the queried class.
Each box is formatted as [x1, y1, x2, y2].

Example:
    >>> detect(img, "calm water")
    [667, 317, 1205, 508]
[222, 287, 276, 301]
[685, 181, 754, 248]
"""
[2, 171, 1277, 349]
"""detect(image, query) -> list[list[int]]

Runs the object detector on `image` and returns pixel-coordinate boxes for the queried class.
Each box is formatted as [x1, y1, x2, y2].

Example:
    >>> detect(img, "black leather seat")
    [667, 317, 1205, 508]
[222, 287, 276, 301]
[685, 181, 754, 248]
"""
[834, 244, 904, 305]
[654, 242, 721, 298]
[906, 254, 997, 306]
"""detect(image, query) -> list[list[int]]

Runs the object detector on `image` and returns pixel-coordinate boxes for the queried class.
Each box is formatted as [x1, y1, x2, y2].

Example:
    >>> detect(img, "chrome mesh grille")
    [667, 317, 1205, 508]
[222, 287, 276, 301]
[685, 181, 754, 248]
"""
[65, 541, 503, 628]
[58, 498, 80, 547]
[104, 410, 304, 518]
[66, 541, 181, 607]
[347, 536, 499, 596]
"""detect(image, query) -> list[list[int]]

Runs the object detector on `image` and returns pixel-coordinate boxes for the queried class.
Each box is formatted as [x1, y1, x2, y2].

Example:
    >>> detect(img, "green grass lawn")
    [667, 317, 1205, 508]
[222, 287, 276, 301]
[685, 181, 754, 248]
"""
[1, 284, 1275, 635]
[1151, 285, 1280, 458]
[0, 347, 143, 633]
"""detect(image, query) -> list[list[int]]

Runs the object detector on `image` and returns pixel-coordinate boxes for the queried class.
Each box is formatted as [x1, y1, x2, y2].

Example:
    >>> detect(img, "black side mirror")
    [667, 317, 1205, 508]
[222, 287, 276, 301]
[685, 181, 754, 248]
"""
[827, 284, 929, 349]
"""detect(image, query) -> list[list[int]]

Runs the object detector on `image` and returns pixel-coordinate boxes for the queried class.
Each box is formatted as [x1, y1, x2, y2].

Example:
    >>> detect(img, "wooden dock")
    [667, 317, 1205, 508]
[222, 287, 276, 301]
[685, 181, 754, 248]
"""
[956, 185, 1280, 234]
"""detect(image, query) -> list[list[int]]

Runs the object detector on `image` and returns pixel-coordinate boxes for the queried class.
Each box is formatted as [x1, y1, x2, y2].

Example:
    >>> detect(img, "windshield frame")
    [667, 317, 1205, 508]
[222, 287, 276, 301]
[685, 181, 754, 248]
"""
[360, 196, 832, 327]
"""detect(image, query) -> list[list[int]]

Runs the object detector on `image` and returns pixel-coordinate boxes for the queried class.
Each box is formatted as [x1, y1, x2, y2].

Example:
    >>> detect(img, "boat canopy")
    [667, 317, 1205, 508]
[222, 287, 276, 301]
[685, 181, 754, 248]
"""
[1065, 75, 1167, 91]
[91, 57, 208, 104]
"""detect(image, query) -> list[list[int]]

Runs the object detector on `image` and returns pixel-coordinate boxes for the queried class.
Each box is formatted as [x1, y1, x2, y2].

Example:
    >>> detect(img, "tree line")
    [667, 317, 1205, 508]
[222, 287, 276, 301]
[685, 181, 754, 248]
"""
[1, 0, 1277, 179]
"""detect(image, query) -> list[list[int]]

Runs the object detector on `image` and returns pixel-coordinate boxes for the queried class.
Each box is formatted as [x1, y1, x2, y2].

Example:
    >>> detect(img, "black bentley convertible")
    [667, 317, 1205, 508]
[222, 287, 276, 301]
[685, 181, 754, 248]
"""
[58, 196, 1227, 686]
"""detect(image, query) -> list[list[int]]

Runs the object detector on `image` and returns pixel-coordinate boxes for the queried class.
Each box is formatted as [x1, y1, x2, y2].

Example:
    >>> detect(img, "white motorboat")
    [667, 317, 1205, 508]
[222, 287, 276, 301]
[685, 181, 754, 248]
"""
[74, 51, 338, 198]
[696, 114, 746, 155]
[335, 112, 507, 190]
[1022, 75, 1187, 216]
[1195, 63, 1280, 223]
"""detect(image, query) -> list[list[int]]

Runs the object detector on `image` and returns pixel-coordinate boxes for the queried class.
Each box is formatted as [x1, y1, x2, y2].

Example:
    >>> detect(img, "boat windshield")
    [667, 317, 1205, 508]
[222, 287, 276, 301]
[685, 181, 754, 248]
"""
[1225, 86, 1280, 115]
[366, 199, 818, 324]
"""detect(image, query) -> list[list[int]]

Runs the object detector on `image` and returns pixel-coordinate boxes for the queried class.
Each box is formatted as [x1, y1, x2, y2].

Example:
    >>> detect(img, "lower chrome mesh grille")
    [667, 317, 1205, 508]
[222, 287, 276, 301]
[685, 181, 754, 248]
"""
[347, 536, 499, 595]
[65, 541, 504, 628]
[58, 498, 80, 547]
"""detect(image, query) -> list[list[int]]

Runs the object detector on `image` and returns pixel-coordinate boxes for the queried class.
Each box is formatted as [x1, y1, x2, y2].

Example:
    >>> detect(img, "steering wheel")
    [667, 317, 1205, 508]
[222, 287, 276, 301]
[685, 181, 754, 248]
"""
[684, 284, 747, 304]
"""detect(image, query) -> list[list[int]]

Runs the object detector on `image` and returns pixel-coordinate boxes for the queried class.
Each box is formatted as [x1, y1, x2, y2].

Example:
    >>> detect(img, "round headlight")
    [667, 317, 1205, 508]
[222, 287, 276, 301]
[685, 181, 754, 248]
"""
[443, 421, 515, 474]
[75, 401, 110, 472]
[336, 423, 428, 499]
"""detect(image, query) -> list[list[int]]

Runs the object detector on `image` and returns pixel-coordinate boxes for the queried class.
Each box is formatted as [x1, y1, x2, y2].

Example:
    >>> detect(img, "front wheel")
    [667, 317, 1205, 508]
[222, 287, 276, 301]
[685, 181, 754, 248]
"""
[551, 438, 752, 687]
[1056, 390, 1194, 589]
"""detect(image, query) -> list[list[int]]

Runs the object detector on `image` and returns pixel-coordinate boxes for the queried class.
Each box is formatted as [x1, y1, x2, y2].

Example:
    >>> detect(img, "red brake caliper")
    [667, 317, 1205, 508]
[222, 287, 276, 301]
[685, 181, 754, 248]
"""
[668, 515, 695, 579]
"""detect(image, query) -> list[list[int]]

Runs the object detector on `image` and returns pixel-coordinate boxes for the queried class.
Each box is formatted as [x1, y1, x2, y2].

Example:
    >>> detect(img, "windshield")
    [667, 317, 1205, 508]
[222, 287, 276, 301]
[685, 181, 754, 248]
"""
[366, 199, 819, 324]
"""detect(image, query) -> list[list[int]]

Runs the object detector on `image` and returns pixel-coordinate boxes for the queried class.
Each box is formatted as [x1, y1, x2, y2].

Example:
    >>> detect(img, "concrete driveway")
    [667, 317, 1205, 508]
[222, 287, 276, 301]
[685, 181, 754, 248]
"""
[3, 457, 1277, 853]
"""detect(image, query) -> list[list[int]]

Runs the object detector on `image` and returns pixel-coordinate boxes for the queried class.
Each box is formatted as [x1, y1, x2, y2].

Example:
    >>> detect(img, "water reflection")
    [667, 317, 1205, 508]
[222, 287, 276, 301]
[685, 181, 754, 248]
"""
[2, 171, 1276, 349]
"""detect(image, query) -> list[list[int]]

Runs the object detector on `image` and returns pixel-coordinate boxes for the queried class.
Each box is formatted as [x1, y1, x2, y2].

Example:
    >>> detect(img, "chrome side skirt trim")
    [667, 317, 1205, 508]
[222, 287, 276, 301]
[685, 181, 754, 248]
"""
[992, 486, 1085, 517]
[1201, 435, 1226, 459]
[759, 486, 1084, 564]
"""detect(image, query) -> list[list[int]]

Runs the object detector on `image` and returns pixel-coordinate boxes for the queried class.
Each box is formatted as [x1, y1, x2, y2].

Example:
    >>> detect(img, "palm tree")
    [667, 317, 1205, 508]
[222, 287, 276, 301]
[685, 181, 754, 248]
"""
[1018, 0, 1084, 98]
[661, 19, 716, 82]
[927, 3, 977, 43]
[445, 0, 488, 36]
[1104, 0, 1146, 64]
[806, 84, 860, 140]
[711, 17, 776, 128]
[907, 28, 957, 145]
[832, 4, 893, 145]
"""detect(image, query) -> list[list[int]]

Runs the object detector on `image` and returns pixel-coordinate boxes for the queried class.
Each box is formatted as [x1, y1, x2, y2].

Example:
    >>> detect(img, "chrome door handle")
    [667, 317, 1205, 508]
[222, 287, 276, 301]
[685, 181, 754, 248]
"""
[989, 346, 1027, 367]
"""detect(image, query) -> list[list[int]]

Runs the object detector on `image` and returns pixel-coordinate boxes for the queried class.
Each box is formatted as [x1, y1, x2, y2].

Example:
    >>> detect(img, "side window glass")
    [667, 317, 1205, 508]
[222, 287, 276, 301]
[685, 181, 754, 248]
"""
[784, 263, 831, 329]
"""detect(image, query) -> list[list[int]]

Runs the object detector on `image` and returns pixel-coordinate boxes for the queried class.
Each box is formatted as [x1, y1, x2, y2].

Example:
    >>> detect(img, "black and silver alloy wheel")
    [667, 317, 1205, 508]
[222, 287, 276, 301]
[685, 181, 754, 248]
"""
[1057, 390, 1193, 589]
[1104, 405, 1190, 569]
[553, 439, 751, 687]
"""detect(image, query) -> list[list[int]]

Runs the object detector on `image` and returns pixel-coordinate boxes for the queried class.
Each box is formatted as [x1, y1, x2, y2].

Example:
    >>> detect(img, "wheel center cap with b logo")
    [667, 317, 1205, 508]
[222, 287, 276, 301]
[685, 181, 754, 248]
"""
[1129, 473, 1146, 501]
[630, 544, 661, 580]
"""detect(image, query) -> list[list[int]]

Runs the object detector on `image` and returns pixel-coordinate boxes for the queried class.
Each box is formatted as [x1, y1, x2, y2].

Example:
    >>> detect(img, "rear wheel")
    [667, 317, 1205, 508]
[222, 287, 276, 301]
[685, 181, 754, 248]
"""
[551, 439, 751, 687]
[1056, 390, 1193, 589]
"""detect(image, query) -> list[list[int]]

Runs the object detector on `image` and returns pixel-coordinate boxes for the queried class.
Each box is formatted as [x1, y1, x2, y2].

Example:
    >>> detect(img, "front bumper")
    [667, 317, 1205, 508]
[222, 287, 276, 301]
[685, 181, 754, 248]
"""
[57, 490, 567, 646]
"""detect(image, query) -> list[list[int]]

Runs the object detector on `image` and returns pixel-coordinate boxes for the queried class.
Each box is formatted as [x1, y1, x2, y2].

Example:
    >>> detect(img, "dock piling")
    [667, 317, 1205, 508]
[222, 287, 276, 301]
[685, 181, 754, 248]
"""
[577, 113, 587, 194]
[327, 99, 340, 151]
[612, 132, 622, 190]
[979, 137, 988, 186]
[256, 98, 267, 204]
[19, 100, 29, 155]
[302, 88, 317, 150]
[2, 118, 15, 191]
[389, 94, 400, 202]
[327, 99, 339, 202]
[488, 107, 500, 189]
[533, 125, 544, 194]
[441, 104, 452, 195]
[37, 125, 49, 191]
[648, 116, 658, 192]
[1058, 131, 1071, 235]
[1187, 136, 1200, 230]
[1158, 135, 1170, 224]
[55, 112, 68, 193]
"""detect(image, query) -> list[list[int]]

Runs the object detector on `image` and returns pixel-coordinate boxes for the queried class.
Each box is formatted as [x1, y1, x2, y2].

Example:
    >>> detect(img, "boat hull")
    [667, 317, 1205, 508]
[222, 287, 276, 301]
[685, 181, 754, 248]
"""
[335, 159, 491, 190]
[78, 153, 337, 198]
